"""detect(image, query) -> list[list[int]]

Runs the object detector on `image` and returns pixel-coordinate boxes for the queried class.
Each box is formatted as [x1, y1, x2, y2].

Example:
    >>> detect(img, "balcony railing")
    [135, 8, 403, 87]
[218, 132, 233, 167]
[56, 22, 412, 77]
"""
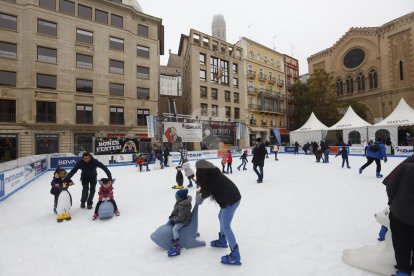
[277, 79, 284, 87]
[249, 119, 257, 126]
[268, 76, 276, 84]
[247, 70, 256, 79]
[0, 113, 16, 123]
[260, 90, 286, 100]
[258, 73, 267, 82]
[261, 121, 267, 127]
[36, 114, 56, 123]
[248, 104, 286, 114]
[247, 86, 257, 93]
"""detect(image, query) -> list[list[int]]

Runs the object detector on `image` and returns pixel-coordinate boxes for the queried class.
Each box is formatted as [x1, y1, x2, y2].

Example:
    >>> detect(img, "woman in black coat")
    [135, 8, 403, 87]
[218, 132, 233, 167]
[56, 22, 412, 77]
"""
[196, 159, 242, 265]
[252, 137, 267, 183]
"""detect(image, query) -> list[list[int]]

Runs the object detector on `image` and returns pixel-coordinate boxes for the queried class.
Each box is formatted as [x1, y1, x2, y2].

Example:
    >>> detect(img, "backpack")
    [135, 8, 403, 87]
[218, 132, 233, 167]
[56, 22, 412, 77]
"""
[369, 143, 379, 153]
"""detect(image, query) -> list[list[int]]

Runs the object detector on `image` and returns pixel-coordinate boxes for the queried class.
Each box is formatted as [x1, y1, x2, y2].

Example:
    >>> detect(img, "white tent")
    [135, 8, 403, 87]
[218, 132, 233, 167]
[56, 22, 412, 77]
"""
[368, 98, 414, 144]
[329, 106, 372, 144]
[290, 112, 328, 145]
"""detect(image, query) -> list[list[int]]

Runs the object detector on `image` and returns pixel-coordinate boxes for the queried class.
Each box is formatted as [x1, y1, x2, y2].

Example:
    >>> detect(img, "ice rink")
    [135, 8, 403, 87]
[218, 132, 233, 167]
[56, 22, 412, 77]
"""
[0, 154, 404, 276]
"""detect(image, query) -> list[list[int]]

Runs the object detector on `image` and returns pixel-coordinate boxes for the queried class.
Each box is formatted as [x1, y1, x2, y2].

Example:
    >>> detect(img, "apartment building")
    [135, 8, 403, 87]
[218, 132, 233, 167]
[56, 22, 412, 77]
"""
[0, 0, 164, 160]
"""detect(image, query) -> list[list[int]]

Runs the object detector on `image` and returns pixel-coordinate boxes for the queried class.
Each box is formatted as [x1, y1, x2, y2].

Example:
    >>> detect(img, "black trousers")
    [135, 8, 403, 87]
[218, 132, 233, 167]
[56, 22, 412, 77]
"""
[390, 212, 414, 273]
[360, 157, 381, 172]
[95, 199, 118, 214]
[253, 165, 263, 181]
[342, 157, 349, 167]
[81, 176, 97, 206]
[227, 162, 232, 173]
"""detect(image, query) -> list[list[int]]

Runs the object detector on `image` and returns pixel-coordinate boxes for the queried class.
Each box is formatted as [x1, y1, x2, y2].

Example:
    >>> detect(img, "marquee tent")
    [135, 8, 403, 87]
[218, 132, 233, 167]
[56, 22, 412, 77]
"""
[290, 112, 328, 145]
[367, 98, 414, 144]
[328, 106, 372, 144]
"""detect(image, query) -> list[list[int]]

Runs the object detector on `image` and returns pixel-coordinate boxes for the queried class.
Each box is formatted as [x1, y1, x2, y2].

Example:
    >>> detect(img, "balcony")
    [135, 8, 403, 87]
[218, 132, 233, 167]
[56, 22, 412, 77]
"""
[247, 86, 257, 94]
[268, 76, 276, 84]
[247, 70, 256, 79]
[258, 73, 267, 82]
[277, 79, 284, 87]
[261, 121, 267, 127]
[248, 104, 261, 111]
[260, 90, 286, 101]
[249, 119, 257, 126]
[0, 113, 16, 123]
[248, 104, 286, 114]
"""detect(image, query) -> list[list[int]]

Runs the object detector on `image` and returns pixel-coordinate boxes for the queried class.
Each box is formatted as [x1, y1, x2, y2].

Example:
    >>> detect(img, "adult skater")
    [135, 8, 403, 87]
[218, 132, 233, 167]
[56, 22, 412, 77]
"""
[384, 157, 414, 276]
[252, 137, 267, 183]
[359, 138, 387, 178]
[163, 145, 171, 167]
[195, 159, 242, 265]
[293, 141, 301, 155]
[64, 152, 112, 209]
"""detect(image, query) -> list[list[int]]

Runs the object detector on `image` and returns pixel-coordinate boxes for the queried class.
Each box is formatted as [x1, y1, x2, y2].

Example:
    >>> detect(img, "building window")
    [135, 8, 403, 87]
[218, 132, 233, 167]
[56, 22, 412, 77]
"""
[76, 53, 93, 69]
[37, 73, 56, 89]
[76, 104, 93, 124]
[220, 59, 229, 85]
[109, 36, 124, 51]
[336, 79, 343, 96]
[0, 13, 17, 31]
[36, 101, 56, 122]
[234, 107, 240, 119]
[234, 92, 239, 103]
[233, 78, 238, 88]
[78, 4, 92, 20]
[199, 70, 206, 82]
[201, 103, 208, 116]
[76, 29, 93, 44]
[37, 46, 57, 63]
[357, 73, 365, 92]
[37, 19, 57, 37]
[39, 0, 56, 10]
[137, 87, 149, 99]
[109, 83, 124, 97]
[346, 75, 354, 94]
[0, 41, 16, 59]
[76, 78, 92, 93]
[199, 86, 207, 99]
[137, 45, 149, 58]
[59, 0, 75, 15]
[233, 63, 238, 74]
[109, 59, 124, 74]
[0, 99, 16, 122]
[225, 106, 231, 118]
[137, 109, 149, 126]
[369, 69, 378, 89]
[35, 134, 59, 154]
[211, 88, 217, 100]
[74, 133, 93, 154]
[212, 105, 218, 117]
[111, 14, 123, 28]
[137, 66, 149, 79]
[249, 51, 253, 58]
[95, 9, 108, 24]
[399, 61, 404, 81]
[348, 130, 361, 144]
[210, 57, 219, 83]
[138, 24, 149, 37]
[110, 106, 124, 125]
[225, 91, 230, 102]
[199, 53, 206, 65]
[203, 37, 209, 47]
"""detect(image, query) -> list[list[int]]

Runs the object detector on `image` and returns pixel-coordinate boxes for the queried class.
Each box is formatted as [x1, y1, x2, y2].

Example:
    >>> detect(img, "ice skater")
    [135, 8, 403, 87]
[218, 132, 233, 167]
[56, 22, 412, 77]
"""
[237, 150, 248, 171]
[178, 159, 195, 188]
[167, 189, 192, 257]
[226, 150, 233, 174]
[335, 145, 350, 168]
[136, 154, 150, 172]
[273, 143, 279, 161]
[252, 137, 267, 183]
[221, 154, 227, 173]
[92, 178, 120, 220]
[50, 168, 74, 215]
[359, 138, 387, 178]
[293, 141, 301, 155]
[195, 159, 242, 265]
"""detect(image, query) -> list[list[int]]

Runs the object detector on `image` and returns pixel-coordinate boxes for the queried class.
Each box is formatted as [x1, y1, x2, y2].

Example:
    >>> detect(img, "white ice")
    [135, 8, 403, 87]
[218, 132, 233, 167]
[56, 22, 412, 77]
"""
[0, 154, 403, 276]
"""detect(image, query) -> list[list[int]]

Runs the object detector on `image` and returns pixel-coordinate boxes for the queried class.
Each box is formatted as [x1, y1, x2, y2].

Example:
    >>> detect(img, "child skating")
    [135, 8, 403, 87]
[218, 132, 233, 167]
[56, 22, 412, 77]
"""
[226, 150, 233, 174]
[237, 150, 248, 171]
[50, 168, 74, 222]
[92, 178, 120, 220]
[335, 145, 351, 168]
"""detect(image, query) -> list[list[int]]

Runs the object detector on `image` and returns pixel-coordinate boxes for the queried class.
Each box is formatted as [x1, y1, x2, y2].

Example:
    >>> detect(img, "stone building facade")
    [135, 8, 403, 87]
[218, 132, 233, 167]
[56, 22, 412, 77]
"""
[308, 12, 414, 123]
[284, 54, 299, 131]
[159, 50, 183, 115]
[0, 0, 163, 159]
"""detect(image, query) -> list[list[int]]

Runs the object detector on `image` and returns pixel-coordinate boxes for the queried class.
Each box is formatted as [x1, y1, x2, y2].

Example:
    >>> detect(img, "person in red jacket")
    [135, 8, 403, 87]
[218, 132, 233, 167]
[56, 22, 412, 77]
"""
[136, 154, 150, 172]
[92, 178, 120, 220]
[226, 150, 233, 174]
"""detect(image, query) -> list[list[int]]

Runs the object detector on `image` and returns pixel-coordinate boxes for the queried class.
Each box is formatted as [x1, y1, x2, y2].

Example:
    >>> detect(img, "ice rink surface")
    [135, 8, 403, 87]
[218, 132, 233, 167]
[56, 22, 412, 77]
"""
[0, 154, 404, 276]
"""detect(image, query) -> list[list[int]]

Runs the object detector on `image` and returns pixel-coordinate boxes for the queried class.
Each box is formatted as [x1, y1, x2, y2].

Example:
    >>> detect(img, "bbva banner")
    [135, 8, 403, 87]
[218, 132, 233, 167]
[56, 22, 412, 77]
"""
[163, 122, 202, 143]
[50, 157, 82, 168]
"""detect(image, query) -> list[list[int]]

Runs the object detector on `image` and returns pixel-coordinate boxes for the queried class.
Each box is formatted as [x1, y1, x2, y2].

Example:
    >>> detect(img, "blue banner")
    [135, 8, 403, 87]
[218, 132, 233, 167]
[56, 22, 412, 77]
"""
[50, 157, 81, 168]
[272, 128, 282, 145]
[0, 173, 4, 198]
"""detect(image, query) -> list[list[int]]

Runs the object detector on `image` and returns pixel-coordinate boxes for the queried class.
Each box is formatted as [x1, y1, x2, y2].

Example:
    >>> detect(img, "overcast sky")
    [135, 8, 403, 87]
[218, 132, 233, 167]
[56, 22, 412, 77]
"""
[139, 0, 413, 74]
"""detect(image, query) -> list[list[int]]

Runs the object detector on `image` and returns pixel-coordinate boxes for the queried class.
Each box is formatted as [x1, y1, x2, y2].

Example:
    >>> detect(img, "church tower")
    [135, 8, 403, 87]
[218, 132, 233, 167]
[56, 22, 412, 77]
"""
[212, 14, 226, 41]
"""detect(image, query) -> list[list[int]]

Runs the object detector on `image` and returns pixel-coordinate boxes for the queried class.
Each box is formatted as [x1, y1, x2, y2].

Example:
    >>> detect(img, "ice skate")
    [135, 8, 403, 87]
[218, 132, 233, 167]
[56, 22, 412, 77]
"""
[221, 244, 241, 265]
[167, 239, 180, 257]
[172, 185, 184, 189]
[63, 213, 71, 221]
[210, 233, 228, 248]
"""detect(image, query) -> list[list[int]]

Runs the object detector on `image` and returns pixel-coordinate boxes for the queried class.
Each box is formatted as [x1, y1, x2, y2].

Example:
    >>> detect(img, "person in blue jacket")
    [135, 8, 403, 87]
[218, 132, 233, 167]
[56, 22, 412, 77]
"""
[335, 145, 351, 169]
[359, 138, 387, 178]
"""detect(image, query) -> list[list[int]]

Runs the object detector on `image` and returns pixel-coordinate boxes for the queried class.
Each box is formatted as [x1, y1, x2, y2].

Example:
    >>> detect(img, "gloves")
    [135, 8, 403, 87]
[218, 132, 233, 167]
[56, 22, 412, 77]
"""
[384, 157, 387, 163]
[169, 218, 175, 226]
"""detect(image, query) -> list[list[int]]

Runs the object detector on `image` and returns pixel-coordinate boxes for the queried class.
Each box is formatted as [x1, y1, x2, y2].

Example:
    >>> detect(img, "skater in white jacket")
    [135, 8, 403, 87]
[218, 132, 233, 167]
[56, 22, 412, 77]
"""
[178, 159, 195, 188]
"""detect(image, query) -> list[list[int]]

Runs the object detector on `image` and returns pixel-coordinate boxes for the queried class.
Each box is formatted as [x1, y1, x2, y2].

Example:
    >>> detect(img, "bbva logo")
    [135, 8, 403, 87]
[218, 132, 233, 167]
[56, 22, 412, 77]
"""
[58, 159, 77, 166]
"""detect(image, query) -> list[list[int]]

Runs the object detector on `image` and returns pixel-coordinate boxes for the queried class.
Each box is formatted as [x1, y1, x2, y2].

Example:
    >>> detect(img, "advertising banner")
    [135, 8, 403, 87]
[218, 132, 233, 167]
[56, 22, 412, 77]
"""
[50, 157, 81, 168]
[163, 122, 202, 143]
[394, 146, 414, 156]
[0, 173, 4, 199]
[202, 123, 236, 149]
[147, 116, 156, 138]
[349, 147, 365, 155]
[95, 137, 139, 155]
[4, 167, 25, 195]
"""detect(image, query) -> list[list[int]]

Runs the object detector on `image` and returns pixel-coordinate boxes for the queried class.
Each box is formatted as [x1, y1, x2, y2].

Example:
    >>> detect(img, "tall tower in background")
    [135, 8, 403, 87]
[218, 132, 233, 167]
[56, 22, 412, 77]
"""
[212, 14, 226, 41]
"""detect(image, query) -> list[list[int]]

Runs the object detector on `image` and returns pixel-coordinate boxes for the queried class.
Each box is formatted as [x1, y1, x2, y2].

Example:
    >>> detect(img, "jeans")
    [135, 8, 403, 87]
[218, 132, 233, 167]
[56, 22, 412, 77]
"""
[253, 165, 263, 181]
[323, 149, 329, 162]
[172, 223, 185, 240]
[274, 152, 278, 160]
[219, 200, 241, 249]
[227, 162, 232, 173]
[237, 160, 247, 170]
[342, 157, 350, 168]
[94, 199, 118, 214]
[81, 176, 97, 206]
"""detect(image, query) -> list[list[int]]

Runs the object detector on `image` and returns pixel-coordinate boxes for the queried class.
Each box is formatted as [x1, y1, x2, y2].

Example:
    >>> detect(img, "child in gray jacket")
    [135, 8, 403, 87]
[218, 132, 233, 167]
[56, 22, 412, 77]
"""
[167, 189, 192, 257]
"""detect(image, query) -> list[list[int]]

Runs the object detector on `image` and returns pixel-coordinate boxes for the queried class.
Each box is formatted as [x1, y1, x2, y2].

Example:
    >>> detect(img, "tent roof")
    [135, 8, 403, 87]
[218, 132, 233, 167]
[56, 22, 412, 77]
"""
[292, 112, 328, 132]
[374, 98, 414, 127]
[329, 106, 371, 130]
